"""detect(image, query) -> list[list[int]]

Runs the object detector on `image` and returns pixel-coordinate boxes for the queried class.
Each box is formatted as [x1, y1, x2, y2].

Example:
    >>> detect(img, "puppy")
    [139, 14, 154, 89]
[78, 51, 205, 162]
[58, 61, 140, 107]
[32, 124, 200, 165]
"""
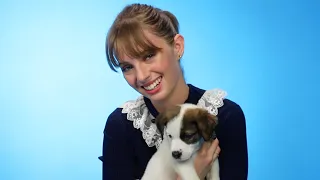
[141, 103, 220, 180]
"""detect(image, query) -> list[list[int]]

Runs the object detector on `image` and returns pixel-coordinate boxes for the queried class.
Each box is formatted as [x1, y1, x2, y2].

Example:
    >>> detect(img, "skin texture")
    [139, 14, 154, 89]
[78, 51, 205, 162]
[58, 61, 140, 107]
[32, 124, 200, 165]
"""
[119, 31, 221, 180]
[118, 31, 189, 113]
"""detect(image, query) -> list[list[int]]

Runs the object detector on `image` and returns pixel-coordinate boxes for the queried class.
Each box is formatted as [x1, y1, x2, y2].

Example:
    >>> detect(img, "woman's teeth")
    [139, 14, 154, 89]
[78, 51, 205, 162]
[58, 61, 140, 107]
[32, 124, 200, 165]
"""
[144, 77, 161, 90]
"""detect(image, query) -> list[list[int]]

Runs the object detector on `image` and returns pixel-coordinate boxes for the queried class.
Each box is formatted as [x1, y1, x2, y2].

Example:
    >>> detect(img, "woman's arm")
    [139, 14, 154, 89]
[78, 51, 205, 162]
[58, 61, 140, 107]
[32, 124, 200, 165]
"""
[101, 109, 135, 180]
[218, 104, 248, 180]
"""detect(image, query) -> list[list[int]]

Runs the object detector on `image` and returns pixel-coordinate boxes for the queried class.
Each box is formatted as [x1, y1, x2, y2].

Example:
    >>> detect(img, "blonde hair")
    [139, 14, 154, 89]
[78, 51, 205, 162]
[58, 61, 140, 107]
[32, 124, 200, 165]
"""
[106, 3, 180, 71]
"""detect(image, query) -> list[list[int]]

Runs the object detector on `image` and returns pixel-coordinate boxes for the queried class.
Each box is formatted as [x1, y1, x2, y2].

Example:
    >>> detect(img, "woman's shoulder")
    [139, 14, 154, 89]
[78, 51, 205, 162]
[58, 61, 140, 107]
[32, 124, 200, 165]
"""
[103, 107, 129, 133]
[104, 96, 162, 148]
[106, 96, 144, 124]
[196, 86, 245, 123]
[220, 98, 244, 117]
[200, 87, 247, 143]
[215, 97, 246, 135]
[103, 96, 141, 131]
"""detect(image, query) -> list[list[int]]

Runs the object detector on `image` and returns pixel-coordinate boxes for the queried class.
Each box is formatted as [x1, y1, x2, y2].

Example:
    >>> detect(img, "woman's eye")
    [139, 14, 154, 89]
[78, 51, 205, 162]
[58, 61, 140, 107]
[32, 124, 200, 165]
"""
[121, 65, 133, 72]
[145, 53, 154, 60]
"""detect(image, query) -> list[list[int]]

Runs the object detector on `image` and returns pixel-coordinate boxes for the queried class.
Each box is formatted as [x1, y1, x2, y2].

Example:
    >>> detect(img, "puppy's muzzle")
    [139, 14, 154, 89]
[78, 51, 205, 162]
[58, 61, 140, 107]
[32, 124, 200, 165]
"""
[172, 151, 182, 159]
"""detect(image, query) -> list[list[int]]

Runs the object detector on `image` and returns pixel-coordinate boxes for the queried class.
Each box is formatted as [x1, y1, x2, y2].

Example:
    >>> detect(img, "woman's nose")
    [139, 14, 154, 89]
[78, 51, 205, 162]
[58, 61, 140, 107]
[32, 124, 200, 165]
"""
[136, 64, 151, 85]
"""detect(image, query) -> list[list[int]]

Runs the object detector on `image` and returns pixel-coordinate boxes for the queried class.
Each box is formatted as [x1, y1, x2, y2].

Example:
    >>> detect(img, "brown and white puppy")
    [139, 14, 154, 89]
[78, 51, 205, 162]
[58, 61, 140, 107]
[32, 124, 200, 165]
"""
[141, 103, 220, 180]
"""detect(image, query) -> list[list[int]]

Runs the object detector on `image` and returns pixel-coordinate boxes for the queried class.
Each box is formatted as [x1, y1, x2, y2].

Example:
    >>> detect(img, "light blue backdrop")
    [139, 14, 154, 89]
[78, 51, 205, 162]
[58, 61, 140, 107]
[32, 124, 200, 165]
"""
[1, 0, 319, 179]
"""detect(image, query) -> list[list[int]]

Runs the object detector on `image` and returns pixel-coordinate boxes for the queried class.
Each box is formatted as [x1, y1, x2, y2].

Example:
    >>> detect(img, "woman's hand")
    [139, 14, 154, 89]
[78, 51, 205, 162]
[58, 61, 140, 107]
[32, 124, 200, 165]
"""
[194, 138, 221, 180]
[176, 139, 220, 180]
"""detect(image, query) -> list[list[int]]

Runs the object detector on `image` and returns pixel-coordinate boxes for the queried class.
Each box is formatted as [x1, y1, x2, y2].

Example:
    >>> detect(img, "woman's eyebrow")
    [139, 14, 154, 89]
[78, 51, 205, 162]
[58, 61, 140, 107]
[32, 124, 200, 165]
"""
[119, 61, 131, 66]
[119, 62, 126, 66]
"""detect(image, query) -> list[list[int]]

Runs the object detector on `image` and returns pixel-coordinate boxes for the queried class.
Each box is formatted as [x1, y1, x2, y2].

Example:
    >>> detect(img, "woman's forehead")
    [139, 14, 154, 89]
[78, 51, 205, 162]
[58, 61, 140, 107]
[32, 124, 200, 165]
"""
[116, 31, 167, 62]
[143, 31, 166, 45]
[118, 53, 135, 63]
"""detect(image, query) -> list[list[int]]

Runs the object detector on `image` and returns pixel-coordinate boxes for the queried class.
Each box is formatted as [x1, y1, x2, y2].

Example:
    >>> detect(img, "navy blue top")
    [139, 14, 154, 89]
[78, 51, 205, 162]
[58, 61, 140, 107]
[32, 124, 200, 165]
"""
[100, 84, 248, 180]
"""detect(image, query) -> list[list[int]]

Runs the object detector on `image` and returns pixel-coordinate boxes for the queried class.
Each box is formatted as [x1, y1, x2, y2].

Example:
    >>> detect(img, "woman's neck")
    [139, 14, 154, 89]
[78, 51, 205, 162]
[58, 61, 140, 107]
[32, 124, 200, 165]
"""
[151, 79, 189, 113]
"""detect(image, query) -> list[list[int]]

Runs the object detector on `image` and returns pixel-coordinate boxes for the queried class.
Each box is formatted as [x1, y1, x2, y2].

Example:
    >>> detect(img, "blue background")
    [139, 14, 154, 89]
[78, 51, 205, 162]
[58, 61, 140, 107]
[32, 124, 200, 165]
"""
[1, 0, 319, 179]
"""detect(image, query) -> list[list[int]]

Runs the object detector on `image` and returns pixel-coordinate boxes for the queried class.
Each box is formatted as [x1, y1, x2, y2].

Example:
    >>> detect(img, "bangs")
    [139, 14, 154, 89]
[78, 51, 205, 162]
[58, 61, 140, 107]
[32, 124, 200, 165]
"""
[106, 20, 162, 71]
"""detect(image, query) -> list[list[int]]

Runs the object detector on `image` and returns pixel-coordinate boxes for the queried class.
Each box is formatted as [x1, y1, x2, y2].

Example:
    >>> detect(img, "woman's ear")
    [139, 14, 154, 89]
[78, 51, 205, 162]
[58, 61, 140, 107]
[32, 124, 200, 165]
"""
[173, 34, 184, 60]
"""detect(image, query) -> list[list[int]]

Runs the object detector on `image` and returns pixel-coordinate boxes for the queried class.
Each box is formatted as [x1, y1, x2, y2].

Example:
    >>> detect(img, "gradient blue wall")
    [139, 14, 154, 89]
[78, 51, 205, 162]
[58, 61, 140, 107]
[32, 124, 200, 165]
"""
[1, 0, 319, 179]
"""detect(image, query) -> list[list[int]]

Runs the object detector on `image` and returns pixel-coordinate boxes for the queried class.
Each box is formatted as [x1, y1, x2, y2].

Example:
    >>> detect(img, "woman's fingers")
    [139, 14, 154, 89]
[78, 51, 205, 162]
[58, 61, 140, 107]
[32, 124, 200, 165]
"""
[199, 141, 211, 155]
[207, 138, 219, 156]
[213, 146, 221, 159]
[206, 139, 220, 163]
[199, 139, 221, 164]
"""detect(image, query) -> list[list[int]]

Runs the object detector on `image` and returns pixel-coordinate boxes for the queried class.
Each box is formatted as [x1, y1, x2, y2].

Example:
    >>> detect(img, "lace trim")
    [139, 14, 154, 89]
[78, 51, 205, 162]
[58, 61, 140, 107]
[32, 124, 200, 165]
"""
[198, 88, 227, 116]
[121, 96, 162, 148]
[120, 88, 227, 149]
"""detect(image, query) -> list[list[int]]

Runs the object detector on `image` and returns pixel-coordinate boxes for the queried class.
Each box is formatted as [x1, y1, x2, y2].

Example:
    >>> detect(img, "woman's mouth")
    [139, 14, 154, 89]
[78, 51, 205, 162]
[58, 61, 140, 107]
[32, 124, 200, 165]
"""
[143, 77, 162, 91]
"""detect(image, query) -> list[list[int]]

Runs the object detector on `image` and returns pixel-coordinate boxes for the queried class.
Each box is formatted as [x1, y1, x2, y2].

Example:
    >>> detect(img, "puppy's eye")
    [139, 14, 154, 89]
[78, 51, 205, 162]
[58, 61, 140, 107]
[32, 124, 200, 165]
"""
[168, 134, 172, 138]
[183, 132, 196, 139]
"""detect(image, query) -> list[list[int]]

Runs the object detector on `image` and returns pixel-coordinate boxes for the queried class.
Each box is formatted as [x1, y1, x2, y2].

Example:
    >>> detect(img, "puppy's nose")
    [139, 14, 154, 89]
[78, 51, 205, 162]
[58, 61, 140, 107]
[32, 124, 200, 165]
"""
[172, 151, 182, 159]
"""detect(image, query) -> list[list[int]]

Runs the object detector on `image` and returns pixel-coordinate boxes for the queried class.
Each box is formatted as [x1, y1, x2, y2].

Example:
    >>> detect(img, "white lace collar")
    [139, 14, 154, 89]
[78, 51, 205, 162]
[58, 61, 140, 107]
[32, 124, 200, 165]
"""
[120, 88, 227, 149]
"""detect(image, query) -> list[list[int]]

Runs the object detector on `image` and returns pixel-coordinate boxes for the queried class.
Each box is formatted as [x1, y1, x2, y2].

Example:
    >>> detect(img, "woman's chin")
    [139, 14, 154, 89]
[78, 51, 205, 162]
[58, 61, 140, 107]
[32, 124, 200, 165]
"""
[143, 89, 167, 102]
[144, 92, 163, 101]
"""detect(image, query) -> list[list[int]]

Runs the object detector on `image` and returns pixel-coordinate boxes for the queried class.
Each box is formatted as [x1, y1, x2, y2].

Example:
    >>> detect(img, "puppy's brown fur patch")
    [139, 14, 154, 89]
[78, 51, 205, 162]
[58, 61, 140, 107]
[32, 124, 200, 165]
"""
[155, 105, 181, 138]
[181, 108, 218, 142]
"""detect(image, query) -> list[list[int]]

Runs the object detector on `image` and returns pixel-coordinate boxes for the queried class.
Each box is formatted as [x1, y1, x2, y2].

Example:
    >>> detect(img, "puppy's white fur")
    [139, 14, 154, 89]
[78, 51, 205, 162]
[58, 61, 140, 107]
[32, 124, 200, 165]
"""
[141, 103, 220, 180]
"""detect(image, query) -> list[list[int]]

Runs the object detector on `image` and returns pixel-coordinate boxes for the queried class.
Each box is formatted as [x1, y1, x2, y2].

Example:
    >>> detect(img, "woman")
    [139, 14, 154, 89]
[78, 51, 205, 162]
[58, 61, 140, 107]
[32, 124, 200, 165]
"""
[100, 3, 248, 180]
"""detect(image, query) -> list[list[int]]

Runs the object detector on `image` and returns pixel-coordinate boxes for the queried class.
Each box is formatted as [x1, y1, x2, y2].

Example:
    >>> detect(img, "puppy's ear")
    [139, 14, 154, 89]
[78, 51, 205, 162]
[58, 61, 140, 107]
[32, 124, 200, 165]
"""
[155, 105, 181, 139]
[196, 109, 218, 141]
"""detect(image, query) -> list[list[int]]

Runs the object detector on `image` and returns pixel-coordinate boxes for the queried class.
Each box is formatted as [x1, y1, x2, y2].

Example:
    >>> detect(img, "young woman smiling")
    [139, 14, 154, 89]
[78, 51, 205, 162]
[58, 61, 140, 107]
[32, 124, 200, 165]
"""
[100, 3, 248, 180]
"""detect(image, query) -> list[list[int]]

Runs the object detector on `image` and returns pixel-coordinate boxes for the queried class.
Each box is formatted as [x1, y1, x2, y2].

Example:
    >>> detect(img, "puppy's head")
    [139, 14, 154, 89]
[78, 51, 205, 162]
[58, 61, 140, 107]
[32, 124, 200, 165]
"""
[180, 104, 218, 142]
[155, 103, 218, 162]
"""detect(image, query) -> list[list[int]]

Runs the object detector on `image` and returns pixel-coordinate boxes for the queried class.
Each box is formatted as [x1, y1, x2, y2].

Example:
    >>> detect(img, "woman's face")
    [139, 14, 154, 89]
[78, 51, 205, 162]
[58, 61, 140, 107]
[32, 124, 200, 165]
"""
[119, 31, 185, 103]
